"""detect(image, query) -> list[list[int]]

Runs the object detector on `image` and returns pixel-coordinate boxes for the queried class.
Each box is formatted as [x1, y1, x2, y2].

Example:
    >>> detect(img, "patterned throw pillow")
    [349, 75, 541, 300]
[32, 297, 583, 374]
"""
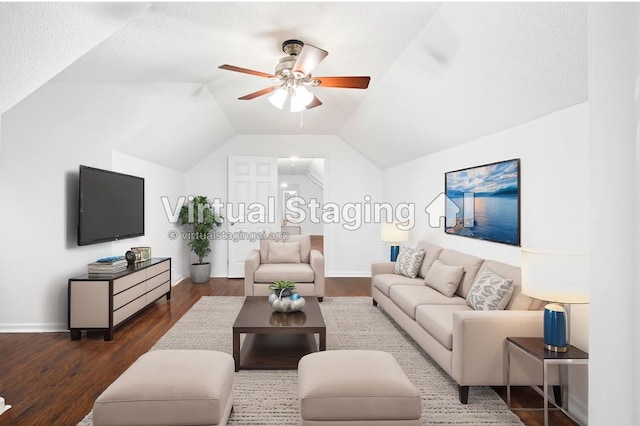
[393, 247, 426, 278]
[466, 268, 514, 310]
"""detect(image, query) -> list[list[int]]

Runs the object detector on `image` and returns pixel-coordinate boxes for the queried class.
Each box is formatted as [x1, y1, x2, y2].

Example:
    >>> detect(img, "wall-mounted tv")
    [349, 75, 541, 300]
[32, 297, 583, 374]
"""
[444, 158, 520, 246]
[78, 165, 145, 246]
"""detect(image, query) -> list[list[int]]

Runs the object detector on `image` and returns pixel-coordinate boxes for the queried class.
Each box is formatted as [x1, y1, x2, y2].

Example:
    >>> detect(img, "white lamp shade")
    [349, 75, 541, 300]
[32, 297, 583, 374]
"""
[290, 85, 313, 112]
[521, 249, 589, 303]
[268, 88, 287, 109]
[381, 222, 409, 243]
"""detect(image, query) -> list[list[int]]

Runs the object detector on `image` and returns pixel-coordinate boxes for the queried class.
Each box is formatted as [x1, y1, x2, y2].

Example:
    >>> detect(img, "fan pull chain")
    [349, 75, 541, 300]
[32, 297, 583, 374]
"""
[300, 110, 304, 129]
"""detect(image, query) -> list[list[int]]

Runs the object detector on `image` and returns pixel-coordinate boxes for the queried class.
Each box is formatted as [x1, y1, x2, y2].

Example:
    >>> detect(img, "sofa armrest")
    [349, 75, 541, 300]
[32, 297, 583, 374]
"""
[310, 249, 325, 297]
[451, 310, 545, 386]
[244, 249, 261, 296]
[371, 262, 395, 277]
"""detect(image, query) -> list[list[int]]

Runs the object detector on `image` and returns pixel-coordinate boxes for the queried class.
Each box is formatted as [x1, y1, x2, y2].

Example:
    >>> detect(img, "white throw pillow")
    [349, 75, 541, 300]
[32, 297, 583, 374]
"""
[423, 260, 464, 297]
[267, 241, 301, 263]
[466, 268, 514, 310]
[393, 247, 425, 279]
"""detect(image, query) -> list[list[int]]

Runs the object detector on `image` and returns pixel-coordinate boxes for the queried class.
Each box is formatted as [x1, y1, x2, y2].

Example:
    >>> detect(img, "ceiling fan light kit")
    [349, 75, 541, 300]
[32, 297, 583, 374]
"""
[269, 85, 314, 112]
[268, 88, 287, 109]
[219, 39, 371, 112]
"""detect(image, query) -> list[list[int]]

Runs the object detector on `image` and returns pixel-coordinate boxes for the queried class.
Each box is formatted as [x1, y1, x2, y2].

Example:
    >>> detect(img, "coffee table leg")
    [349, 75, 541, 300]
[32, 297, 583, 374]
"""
[233, 331, 240, 371]
[319, 331, 326, 351]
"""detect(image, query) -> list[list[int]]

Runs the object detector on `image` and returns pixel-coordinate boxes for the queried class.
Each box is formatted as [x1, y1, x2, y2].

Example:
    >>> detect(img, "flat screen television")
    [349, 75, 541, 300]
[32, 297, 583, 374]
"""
[78, 165, 145, 246]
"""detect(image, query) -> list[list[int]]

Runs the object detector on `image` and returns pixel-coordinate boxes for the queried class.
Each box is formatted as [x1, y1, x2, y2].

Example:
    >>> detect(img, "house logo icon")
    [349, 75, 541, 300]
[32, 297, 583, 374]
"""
[424, 193, 462, 228]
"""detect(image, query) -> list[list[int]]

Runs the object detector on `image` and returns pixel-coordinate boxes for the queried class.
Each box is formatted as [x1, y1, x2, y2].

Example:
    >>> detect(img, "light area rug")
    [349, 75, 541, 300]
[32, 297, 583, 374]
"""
[78, 296, 523, 425]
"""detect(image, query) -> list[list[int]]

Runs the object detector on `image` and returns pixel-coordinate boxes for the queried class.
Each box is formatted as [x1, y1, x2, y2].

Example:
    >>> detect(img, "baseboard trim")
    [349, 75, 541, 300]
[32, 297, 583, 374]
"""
[326, 270, 370, 278]
[0, 323, 67, 333]
[567, 394, 588, 424]
[171, 275, 188, 285]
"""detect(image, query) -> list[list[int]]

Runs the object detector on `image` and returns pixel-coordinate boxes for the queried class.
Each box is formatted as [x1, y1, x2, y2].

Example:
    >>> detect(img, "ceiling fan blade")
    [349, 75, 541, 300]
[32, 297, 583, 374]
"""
[315, 76, 371, 89]
[238, 86, 277, 100]
[219, 64, 275, 79]
[293, 44, 328, 76]
[305, 96, 323, 110]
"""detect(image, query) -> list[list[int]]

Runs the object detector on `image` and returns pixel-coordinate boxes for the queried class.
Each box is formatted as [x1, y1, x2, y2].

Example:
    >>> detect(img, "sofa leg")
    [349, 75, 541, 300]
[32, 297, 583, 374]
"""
[458, 386, 469, 404]
[373, 299, 378, 307]
[318, 297, 323, 302]
[553, 385, 562, 406]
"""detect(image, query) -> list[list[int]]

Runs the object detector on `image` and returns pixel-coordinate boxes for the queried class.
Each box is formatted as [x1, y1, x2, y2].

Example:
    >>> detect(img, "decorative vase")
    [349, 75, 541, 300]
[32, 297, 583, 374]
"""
[125, 250, 136, 266]
[278, 288, 293, 298]
[190, 262, 211, 284]
[271, 296, 291, 312]
[288, 293, 305, 312]
[269, 292, 305, 312]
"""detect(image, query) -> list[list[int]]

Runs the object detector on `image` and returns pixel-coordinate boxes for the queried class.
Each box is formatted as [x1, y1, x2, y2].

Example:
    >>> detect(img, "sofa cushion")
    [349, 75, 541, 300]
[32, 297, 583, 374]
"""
[438, 249, 484, 298]
[415, 305, 473, 350]
[466, 268, 514, 310]
[254, 263, 314, 283]
[478, 260, 545, 310]
[92, 350, 234, 426]
[416, 242, 443, 278]
[424, 260, 465, 297]
[373, 274, 423, 297]
[389, 285, 467, 319]
[267, 240, 301, 263]
[298, 350, 422, 421]
[260, 235, 311, 264]
[393, 246, 425, 278]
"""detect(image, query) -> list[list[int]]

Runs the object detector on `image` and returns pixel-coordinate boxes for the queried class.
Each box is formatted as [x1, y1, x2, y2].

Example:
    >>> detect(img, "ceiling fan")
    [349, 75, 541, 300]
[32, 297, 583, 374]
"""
[219, 39, 371, 112]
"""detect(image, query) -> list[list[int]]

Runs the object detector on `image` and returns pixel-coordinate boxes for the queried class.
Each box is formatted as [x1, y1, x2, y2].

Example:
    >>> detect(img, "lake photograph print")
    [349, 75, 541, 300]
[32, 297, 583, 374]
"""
[445, 159, 520, 246]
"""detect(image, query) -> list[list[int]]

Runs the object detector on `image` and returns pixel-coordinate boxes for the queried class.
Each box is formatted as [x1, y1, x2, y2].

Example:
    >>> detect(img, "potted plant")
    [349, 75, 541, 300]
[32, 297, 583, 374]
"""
[178, 195, 223, 284]
[269, 280, 296, 300]
[268, 280, 305, 312]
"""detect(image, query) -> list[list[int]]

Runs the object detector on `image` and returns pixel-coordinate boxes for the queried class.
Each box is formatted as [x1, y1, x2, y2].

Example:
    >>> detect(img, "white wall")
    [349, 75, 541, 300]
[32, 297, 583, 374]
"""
[111, 152, 188, 284]
[382, 102, 590, 421]
[0, 84, 188, 331]
[588, 4, 639, 424]
[186, 134, 383, 277]
[383, 103, 589, 259]
[0, 85, 113, 331]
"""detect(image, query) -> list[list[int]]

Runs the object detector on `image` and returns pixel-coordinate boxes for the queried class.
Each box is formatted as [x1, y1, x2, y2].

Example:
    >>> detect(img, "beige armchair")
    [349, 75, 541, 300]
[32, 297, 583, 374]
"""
[244, 235, 325, 301]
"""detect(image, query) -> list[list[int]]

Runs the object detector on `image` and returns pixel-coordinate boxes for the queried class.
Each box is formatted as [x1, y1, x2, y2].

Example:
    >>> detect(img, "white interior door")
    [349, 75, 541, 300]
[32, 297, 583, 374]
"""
[227, 156, 278, 277]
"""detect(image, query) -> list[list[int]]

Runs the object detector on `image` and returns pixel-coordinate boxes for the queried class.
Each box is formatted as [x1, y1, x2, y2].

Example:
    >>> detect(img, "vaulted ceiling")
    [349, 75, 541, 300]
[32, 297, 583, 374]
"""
[0, 2, 588, 170]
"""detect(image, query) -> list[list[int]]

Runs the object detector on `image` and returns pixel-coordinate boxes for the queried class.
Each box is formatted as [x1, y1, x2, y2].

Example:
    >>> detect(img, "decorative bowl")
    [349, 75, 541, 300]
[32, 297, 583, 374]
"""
[269, 292, 305, 313]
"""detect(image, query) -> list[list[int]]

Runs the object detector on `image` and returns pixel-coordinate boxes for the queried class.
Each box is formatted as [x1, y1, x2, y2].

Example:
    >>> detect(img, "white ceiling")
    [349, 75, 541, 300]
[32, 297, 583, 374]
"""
[0, 2, 588, 170]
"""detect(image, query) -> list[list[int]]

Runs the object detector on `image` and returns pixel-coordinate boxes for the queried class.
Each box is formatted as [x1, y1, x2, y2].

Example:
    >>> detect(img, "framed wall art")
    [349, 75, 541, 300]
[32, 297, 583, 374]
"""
[444, 158, 520, 246]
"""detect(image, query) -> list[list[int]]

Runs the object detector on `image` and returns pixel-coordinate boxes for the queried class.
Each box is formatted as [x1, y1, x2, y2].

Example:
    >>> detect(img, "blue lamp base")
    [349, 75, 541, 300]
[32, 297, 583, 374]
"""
[544, 304, 568, 352]
[390, 245, 400, 261]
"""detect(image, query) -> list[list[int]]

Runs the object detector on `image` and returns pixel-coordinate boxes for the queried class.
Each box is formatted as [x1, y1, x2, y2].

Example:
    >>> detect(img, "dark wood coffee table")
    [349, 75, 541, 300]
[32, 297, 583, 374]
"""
[232, 296, 326, 371]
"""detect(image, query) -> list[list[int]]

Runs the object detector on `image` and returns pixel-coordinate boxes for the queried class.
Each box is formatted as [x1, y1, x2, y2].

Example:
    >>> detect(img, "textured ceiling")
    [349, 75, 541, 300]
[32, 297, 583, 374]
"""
[0, 2, 150, 114]
[0, 2, 588, 170]
[339, 2, 589, 168]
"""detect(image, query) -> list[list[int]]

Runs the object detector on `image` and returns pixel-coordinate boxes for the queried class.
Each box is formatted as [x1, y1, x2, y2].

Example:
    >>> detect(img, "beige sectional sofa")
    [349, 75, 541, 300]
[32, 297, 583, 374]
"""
[372, 241, 556, 403]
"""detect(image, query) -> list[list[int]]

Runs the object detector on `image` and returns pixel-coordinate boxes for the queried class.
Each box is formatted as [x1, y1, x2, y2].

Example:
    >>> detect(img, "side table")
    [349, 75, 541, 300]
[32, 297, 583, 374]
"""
[506, 337, 588, 426]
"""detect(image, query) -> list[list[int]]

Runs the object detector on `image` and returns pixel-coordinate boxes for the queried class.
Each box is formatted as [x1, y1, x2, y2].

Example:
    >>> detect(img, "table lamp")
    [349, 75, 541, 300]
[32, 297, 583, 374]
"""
[381, 222, 409, 261]
[521, 249, 589, 352]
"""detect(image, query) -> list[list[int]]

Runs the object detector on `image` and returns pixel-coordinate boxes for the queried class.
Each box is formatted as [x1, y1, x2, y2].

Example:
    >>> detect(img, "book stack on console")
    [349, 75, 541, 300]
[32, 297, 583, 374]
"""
[88, 256, 128, 275]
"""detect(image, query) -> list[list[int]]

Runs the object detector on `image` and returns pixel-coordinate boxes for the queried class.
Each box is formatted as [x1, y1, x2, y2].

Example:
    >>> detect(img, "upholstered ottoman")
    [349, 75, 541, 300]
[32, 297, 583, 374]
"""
[298, 350, 422, 425]
[93, 350, 234, 426]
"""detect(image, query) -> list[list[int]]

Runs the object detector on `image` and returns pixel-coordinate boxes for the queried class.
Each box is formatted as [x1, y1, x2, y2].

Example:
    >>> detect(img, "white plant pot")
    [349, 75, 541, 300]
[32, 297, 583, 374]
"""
[190, 263, 211, 284]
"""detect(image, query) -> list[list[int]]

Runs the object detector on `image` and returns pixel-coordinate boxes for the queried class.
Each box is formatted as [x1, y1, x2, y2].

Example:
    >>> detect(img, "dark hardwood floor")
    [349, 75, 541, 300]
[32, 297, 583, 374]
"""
[0, 276, 577, 426]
